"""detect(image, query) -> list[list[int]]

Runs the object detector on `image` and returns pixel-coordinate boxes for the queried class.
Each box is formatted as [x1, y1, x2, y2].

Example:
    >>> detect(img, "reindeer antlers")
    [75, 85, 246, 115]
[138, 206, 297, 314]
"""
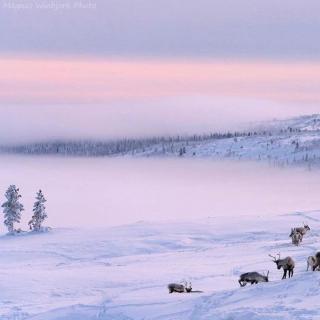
[269, 253, 280, 261]
[268, 254, 276, 261]
[181, 279, 187, 286]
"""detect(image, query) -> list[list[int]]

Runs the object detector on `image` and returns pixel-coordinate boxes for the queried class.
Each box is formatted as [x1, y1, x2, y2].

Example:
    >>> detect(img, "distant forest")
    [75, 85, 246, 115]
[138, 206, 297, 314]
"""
[0, 131, 260, 156]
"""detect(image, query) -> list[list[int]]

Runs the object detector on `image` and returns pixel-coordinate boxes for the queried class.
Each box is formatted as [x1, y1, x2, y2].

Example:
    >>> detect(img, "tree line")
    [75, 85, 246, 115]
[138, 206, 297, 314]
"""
[0, 130, 274, 157]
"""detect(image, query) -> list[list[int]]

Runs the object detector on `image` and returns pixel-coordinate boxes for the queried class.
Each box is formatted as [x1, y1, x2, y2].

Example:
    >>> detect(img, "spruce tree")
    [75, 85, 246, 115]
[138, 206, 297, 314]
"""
[2, 185, 24, 233]
[29, 190, 47, 231]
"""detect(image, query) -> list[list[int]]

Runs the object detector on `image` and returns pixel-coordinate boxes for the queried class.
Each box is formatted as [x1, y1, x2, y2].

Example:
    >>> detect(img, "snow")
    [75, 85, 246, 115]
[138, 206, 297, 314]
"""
[4, 115, 320, 169]
[132, 114, 320, 167]
[1, 151, 320, 319]
[137, 129, 320, 166]
[1, 211, 320, 319]
[256, 114, 320, 132]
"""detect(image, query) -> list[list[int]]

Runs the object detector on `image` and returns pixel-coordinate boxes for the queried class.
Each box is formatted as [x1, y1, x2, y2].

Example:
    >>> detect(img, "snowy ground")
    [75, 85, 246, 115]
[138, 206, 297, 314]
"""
[1, 155, 320, 319]
[134, 114, 320, 168]
[1, 210, 320, 320]
[4, 114, 320, 169]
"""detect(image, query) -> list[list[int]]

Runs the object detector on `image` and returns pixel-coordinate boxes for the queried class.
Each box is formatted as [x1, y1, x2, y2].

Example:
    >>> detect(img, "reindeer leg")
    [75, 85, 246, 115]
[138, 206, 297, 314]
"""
[282, 269, 287, 279]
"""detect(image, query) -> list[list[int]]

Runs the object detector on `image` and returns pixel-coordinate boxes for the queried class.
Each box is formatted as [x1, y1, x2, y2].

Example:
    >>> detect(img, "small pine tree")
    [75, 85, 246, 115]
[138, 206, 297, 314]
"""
[2, 185, 24, 233]
[28, 190, 47, 232]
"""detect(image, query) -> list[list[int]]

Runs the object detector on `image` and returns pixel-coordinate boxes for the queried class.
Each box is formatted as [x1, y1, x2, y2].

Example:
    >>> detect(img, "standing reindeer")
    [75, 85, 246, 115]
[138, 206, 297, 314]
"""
[269, 254, 295, 279]
[307, 255, 318, 271]
[289, 223, 310, 238]
[238, 271, 269, 287]
[309, 252, 320, 271]
[290, 229, 303, 246]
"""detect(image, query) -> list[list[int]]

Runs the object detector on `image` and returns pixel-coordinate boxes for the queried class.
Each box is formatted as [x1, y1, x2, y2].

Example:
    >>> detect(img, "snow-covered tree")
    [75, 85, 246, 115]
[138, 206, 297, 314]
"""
[2, 185, 24, 233]
[28, 190, 47, 231]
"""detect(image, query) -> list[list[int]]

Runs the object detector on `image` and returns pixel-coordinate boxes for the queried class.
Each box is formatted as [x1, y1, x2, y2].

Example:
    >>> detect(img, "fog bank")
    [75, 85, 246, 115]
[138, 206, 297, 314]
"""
[0, 156, 319, 232]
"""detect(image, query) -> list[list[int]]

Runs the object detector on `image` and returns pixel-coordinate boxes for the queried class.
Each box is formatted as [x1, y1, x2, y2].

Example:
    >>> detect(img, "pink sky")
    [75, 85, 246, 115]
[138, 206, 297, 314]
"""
[1, 57, 320, 105]
[1, 0, 320, 143]
[1, 57, 320, 143]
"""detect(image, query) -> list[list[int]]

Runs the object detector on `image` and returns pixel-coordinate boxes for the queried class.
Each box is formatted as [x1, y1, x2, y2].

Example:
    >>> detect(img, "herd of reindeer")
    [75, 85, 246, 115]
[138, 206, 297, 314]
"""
[168, 222, 318, 293]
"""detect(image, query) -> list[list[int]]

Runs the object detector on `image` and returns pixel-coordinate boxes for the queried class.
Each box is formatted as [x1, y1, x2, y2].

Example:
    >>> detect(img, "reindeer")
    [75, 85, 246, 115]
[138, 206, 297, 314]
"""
[269, 254, 295, 279]
[289, 223, 310, 239]
[307, 255, 318, 271]
[291, 229, 303, 246]
[185, 281, 192, 292]
[168, 281, 192, 293]
[310, 252, 320, 271]
[238, 271, 269, 287]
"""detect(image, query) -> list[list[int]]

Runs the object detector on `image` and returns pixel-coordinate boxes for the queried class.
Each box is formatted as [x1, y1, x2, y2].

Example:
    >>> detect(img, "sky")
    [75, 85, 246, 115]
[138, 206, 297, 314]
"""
[1, 0, 320, 143]
[1, 0, 320, 59]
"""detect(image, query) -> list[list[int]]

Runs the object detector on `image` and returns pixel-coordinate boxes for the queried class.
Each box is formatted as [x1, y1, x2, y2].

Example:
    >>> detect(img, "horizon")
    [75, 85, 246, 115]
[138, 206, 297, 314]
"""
[1, 1, 320, 143]
[0, 112, 319, 147]
[2, 3, 320, 318]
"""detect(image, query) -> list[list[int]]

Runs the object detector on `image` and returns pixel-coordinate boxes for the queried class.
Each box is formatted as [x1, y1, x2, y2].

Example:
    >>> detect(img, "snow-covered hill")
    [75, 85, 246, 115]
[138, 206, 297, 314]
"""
[135, 114, 320, 168]
[256, 114, 320, 133]
[3, 114, 320, 168]
[1, 210, 320, 320]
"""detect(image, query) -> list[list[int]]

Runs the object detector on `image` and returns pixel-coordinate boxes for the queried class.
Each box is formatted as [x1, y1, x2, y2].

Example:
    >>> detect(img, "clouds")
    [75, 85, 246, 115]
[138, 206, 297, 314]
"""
[1, 0, 320, 59]
[0, 57, 320, 144]
[0, 96, 319, 144]
[1, 58, 320, 105]
[1, 1, 320, 144]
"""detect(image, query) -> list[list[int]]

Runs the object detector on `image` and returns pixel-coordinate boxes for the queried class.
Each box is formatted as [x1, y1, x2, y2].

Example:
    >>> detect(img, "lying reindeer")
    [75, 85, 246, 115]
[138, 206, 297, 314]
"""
[168, 281, 192, 293]
[291, 229, 303, 246]
[269, 254, 295, 279]
[238, 271, 269, 287]
[289, 223, 310, 239]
